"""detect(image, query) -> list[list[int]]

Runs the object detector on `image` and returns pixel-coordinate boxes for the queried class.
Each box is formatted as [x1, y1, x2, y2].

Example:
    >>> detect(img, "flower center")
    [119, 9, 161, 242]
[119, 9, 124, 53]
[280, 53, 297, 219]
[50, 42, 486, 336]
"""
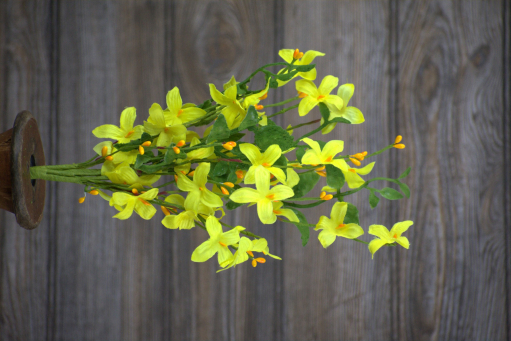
[336, 224, 346, 230]
[317, 95, 326, 100]
[262, 162, 271, 167]
[177, 109, 183, 117]
[124, 130, 135, 138]
[219, 241, 227, 247]
[266, 193, 275, 200]
[324, 155, 333, 162]
[393, 233, 398, 239]
[348, 169, 356, 173]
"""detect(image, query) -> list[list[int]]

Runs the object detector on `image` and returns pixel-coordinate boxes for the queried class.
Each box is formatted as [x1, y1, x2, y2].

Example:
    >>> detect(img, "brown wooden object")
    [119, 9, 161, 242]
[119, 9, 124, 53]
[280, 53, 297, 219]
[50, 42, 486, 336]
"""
[0, 110, 45, 229]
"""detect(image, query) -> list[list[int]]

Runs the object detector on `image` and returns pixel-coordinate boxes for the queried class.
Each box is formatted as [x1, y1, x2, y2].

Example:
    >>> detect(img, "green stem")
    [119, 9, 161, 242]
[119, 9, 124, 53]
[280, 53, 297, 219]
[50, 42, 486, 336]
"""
[263, 96, 299, 108]
[267, 104, 299, 118]
[238, 62, 291, 86]
[286, 119, 321, 131]
[295, 120, 330, 141]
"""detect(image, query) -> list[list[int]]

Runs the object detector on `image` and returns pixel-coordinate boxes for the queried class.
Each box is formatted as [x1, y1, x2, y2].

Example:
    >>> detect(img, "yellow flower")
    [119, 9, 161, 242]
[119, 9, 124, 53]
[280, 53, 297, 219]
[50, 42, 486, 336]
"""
[295, 76, 343, 116]
[242, 81, 270, 110]
[218, 237, 281, 271]
[315, 202, 364, 248]
[229, 167, 294, 224]
[92, 107, 144, 143]
[164, 87, 207, 124]
[322, 83, 365, 134]
[161, 194, 214, 230]
[271, 201, 299, 222]
[239, 143, 286, 184]
[175, 162, 223, 211]
[368, 221, 413, 258]
[173, 137, 215, 175]
[209, 76, 246, 129]
[143, 102, 187, 147]
[109, 188, 159, 220]
[93, 141, 139, 166]
[300, 138, 348, 171]
[277, 49, 325, 86]
[343, 162, 375, 189]
[104, 162, 160, 189]
[191, 216, 240, 265]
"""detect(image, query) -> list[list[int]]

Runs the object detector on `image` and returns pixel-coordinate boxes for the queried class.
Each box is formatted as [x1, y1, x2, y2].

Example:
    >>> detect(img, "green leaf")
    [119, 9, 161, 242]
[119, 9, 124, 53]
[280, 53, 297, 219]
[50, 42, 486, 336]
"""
[137, 162, 166, 174]
[325, 164, 345, 190]
[197, 99, 212, 110]
[238, 106, 259, 131]
[210, 161, 229, 177]
[319, 102, 330, 122]
[329, 117, 351, 124]
[273, 154, 287, 168]
[254, 123, 296, 151]
[134, 154, 153, 170]
[291, 171, 320, 198]
[163, 149, 187, 164]
[206, 114, 230, 143]
[226, 200, 244, 210]
[227, 132, 245, 142]
[379, 187, 404, 200]
[344, 202, 359, 225]
[369, 191, 380, 209]
[292, 64, 315, 72]
[295, 145, 306, 163]
[287, 208, 310, 246]
[398, 167, 411, 179]
[398, 182, 410, 198]
[226, 163, 240, 183]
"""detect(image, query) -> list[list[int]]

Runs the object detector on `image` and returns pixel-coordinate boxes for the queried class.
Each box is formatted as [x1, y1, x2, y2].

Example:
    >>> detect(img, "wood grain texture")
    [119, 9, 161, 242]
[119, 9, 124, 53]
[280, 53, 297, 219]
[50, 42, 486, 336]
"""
[165, 1, 281, 340]
[396, 1, 506, 339]
[55, 1, 165, 339]
[281, 1, 398, 340]
[505, 1, 511, 340]
[0, 0, 55, 340]
[0, 1, 509, 340]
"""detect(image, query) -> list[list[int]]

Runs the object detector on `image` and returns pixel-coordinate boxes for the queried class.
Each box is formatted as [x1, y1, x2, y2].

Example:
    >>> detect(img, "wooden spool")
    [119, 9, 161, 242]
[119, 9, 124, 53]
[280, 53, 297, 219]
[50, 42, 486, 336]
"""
[0, 111, 46, 229]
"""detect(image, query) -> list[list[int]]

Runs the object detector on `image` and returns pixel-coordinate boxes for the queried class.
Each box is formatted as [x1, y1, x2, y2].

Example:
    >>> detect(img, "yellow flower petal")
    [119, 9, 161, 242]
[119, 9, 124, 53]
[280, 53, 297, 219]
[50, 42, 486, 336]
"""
[113, 200, 136, 220]
[191, 240, 217, 262]
[240, 143, 262, 165]
[389, 220, 413, 236]
[229, 188, 262, 203]
[166, 87, 183, 115]
[318, 75, 338, 95]
[92, 124, 124, 140]
[119, 107, 136, 131]
[318, 230, 337, 248]
[368, 239, 388, 258]
[337, 83, 354, 106]
[368, 224, 391, 240]
[269, 185, 294, 201]
[257, 199, 276, 224]
[295, 79, 319, 97]
[330, 202, 348, 223]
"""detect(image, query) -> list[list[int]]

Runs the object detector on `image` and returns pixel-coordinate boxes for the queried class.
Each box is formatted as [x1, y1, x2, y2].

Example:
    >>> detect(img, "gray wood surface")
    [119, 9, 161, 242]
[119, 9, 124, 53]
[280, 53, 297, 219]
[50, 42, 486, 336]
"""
[0, 1, 508, 340]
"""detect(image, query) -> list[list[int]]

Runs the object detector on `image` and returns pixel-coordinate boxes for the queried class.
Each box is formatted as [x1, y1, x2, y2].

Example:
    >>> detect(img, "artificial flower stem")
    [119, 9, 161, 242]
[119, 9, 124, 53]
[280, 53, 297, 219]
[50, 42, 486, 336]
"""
[263, 96, 300, 108]
[267, 104, 299, 118]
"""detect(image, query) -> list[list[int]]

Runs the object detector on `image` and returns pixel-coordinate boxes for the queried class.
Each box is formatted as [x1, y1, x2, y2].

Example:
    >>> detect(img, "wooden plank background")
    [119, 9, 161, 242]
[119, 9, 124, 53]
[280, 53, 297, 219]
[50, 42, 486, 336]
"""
[0, 0, 508, 340]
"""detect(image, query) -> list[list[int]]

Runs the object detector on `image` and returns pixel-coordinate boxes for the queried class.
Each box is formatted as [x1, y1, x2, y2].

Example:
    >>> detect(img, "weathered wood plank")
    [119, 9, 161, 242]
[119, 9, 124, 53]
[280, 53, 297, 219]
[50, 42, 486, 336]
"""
[396, 1, 506, 339]
[165, 1, 280, 340]
[281, 1, 396, 340]
[0, 0, 55, 340]
[55, 1, 165, 339]
[504, 1, 511, 340]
